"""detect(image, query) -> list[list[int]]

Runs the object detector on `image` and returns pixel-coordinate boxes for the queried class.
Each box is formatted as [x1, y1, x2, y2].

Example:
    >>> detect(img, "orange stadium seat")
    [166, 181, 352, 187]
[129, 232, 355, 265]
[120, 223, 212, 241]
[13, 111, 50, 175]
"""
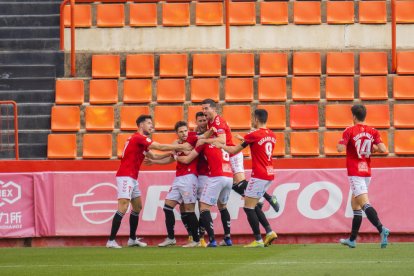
[82, 134, 112, 159]
[258, 77, 287, 102]
[156, 79, 186, 103]
[359, 76, 388, 100]
[273, 132, 285, 156]
[257, 104, 286, 130]
[51, 106, 80, 131]
[293, 52, 321, 76]
[359, 52, 388, 75]
[47, 134, 77, 159]
[195, 2, 223, 26]
[364, 104, 390, 128]
[396, 1, 414, 23]
[326, 52, 355, 76]
[129, 3, 157, 27]
[64, 4, 92, 27]
[232, 132, 251, 157]
[162, 3, 190, 26]
[120, 106, 150, 131]
[55, 79, 84, 104]
[159, 54, 188, 78]
[291, 77, 320, 101]
[85, 106, 114, 131]
[260, 2, 288, 25]
[293, 1, 321, 25]
[359, 1, 387, 24]
[222, 105, 251, 129]
[397, 51, 414, 75]
[326, 1, 354, 25]
[154, 105, 184, 130]
[123, 79, 152, 103]
[323, 131, 345, 156]
[394, 130, 414, 154]
[126, 54, 154, 78]
[325, 77, 355, 101]
[226, 53, 255, 77]
[192, 53, 221, 77]
[151, 132, 177, 155]
[259, 52, 288, 76]
[393, 76, 414, 99]
[96, 4, 125, 27]
[117, 133, 132, 158]
[290, 104, 319, 129]
[290, 132, 319, 156]
[225, 78, 254, 102]
[187, 105, 202, 129]
[394, 104, 414, 128]
[229, 2, 256, 26]
[89, 79, 118, 104]
[190, 78, 220, 103]
[325, 104, 353, 129]
[92, 55, 120, 78]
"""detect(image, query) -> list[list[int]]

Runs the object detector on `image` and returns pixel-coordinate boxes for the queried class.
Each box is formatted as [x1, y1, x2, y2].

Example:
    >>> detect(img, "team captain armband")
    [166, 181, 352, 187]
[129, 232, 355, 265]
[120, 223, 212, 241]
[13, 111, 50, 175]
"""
[241, 141, 248, 148]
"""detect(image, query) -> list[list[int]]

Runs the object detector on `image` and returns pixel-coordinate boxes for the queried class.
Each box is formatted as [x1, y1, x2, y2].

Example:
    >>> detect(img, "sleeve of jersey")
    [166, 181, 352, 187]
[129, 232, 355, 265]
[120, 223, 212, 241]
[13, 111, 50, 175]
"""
[188, 135, 198, 146]
[138, 135, 153, 151]
[339, 128, 350, 145]
[242, 132, 255, 148]
[213, 120, 226, 135]
[195, 144, 206, 153]
[373, 129, 383, 144]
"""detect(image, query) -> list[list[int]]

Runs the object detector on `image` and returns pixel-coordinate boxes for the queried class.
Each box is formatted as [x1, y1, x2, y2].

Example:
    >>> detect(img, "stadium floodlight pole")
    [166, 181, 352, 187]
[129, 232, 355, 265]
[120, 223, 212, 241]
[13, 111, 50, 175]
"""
[391, 0, 397, 73]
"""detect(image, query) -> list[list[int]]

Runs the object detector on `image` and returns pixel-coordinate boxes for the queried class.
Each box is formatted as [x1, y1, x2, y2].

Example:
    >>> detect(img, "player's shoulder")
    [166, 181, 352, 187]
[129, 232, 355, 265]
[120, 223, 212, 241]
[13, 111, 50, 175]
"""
[132, 133, 152, 143]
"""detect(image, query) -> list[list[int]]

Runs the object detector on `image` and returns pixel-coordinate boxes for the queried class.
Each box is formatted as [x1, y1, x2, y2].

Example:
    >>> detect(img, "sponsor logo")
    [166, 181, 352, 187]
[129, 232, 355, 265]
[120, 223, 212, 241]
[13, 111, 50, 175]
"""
[0, 181, 21, 207]
[72, 183, 118, 225]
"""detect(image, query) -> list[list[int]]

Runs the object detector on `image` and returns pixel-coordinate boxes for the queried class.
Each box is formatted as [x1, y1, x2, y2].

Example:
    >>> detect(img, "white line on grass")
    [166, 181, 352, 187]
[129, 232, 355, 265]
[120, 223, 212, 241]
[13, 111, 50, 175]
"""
[0, 260, 411, 269]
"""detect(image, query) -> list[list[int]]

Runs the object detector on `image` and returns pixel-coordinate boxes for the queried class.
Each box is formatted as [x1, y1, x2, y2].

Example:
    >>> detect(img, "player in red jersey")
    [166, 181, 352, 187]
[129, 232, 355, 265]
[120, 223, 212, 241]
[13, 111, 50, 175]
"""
[106, 115, 192, 249]
[215, 109, 278, 247]
[177, 140, 233, 247]
[337, 104, 389, 249]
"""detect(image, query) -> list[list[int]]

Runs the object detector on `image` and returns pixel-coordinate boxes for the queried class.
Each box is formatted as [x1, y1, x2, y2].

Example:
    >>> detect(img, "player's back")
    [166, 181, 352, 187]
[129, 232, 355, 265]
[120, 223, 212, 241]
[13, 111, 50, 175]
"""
[200, 144, 232, 177]
[116, 133, 152, 179]
[341, 124, 382, 176]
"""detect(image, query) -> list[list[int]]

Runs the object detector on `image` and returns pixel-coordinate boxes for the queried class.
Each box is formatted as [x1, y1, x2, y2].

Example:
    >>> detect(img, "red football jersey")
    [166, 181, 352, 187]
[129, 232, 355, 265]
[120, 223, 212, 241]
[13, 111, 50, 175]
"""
[339, 124, 382, 177]
[176, 135, 198, 177]
[208, 115, 235, 147]
[197, 155, 209, 176]
[244, 128, 276, 180]
[196, 144, 232, 177]
[116, 133, 153, 179]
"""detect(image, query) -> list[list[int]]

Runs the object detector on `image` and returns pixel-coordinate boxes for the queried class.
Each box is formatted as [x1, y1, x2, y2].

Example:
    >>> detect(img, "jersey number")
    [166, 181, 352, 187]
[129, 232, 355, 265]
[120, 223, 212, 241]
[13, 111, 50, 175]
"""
[355, 139, 371, 158]
[121, 140, 130, 159]
[222, 149, 230, 161]
[265, 142, 273, 161]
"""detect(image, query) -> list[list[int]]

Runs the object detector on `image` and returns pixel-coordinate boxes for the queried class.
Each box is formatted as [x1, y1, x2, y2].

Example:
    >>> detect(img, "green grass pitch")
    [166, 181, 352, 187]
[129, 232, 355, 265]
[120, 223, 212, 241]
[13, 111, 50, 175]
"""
[1, 243, 413, 275]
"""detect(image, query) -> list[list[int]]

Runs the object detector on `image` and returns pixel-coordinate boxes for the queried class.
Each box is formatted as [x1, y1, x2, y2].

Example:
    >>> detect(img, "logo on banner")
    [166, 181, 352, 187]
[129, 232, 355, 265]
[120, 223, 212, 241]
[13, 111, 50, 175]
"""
[0, 180, 21, 207]
[72, 183, 118, 225]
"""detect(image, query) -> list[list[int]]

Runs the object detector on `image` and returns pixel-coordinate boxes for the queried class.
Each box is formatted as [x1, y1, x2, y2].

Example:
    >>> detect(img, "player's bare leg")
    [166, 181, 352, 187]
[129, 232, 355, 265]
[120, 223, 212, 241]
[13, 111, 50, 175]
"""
[217, 202, 232, 246]
[199, 202, 217, 247]
[182, 203, 201, 247]
[107, 198, 130, 248]
[159, 199, 178, 247]
[128, 197, 147, 247]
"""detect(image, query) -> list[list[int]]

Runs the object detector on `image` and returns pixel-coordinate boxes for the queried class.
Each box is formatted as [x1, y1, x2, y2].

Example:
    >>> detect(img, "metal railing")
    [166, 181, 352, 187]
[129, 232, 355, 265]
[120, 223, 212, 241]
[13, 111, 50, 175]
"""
[0, 101, 19, 160]
[60, 0, 76, 77]
[391, 0, 397, 73]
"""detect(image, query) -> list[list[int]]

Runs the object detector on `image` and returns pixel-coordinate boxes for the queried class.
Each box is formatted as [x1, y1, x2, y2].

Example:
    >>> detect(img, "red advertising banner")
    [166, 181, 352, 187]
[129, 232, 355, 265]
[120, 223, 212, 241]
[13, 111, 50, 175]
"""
[0, 173, 35, 238]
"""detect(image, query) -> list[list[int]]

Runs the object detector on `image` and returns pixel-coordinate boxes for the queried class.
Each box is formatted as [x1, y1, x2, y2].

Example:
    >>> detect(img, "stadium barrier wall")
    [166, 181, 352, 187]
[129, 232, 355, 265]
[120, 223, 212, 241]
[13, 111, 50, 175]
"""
[1, 168, 412, 239]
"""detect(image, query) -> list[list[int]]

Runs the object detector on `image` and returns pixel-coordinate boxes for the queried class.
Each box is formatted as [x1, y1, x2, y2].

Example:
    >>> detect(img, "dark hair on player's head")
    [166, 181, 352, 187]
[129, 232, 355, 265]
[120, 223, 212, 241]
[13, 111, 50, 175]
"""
[195, 111, 205, 119]
[136, 115, 152, 126]
[254, 109, 268, 124]
[351, 104, 367, 122]
[201, 98, 217, 109]
[174, 121, 188, 132]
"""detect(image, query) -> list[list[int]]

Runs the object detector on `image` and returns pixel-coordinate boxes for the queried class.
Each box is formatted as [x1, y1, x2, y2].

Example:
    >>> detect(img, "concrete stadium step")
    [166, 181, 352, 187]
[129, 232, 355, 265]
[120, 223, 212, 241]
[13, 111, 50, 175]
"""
[17, 143, 47, 159]
[0, 51, 64, 77]
[1, 115, 50, 130]
[0, 14, 59, 27]
[16, 103, 53, 116]
[0, 2, 60, 15]
[0, 27, 60, 39]
[0, 77, 55, 91]
[0, 90, 55, 103]
[18, 130, 50, 144]
[0, 38, 60, 50]
[0, 65, 56, 78]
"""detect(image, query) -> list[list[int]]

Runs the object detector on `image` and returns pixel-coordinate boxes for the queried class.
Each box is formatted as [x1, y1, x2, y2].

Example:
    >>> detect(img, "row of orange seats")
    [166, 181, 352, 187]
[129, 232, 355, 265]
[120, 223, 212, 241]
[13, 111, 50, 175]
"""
[55, 75, 414, 104]
[51, 104, 414, 132]
[88, 52, 414, 79]
[64, 1, 414, 27]
[47, 130, 414, 159]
